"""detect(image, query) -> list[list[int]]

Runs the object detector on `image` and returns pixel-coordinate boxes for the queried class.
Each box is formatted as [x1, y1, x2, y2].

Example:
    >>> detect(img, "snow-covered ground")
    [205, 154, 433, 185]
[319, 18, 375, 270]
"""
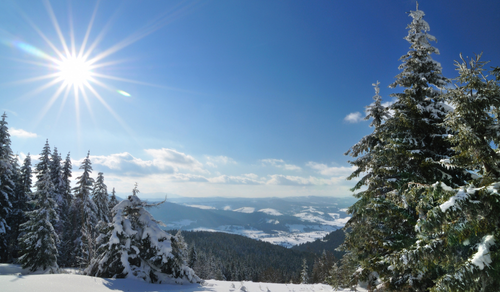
[0, 264, 367, 292]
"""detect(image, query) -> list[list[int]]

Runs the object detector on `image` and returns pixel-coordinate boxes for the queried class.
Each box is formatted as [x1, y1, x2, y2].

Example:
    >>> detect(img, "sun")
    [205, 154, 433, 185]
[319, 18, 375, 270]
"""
[57, 55, 92, 87]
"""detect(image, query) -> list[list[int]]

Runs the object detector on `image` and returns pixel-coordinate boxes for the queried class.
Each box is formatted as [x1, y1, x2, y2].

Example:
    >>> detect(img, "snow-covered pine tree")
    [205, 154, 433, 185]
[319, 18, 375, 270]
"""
[92, 172, 109, 223]
[300, 258, 308, 284]
[341, 81, 393, 285]
[109, 187, 119, 210]
[58, 152, 74, 267]
[0, 113, 15, 262]
[171, 230, 189, 278]
[19, 154, 33, 203]
[35, 140, 51, 185]
[6, 155, 29, 261]
[71, 151, 97, 268]
[86, 186, 199, 283]
[188, 244, 197, 269]
[389, 54, 500, 292]
[18, 171, 59, 273]
[49, 148, 64, 218]
[344, 5, 469, 291]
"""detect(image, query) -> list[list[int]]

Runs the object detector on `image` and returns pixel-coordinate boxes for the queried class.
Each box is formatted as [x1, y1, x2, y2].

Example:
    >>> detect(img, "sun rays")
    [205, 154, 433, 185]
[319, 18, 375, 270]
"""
[2, 0, 198, 138]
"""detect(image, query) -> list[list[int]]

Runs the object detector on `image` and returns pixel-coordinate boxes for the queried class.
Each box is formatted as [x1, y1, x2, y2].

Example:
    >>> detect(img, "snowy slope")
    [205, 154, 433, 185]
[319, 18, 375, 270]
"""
[148, 196, 354, 248]
[0, 264, 367, 292]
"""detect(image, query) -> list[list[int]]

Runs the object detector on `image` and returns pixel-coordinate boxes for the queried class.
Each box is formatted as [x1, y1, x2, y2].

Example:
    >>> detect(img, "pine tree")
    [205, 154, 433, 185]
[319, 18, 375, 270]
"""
[6, 155, 30, 261]
[109, 187, 119, 210]
[343, 5, 469, 291]
[389, 55, 500, 292]
[171, 230, 189, 278]
[35, 140, 51, 184]
[188, 244, 197, 269]
[92, 172, 109, 223]
[58, 152, 74, 267]
[0, 113, 15, 262]
[86, 186, 199, 283]
[300, 258, 308, 284]
[49, 148, 65, 219]
[71, 151, 97, 267]
[18, 171, 59, 273]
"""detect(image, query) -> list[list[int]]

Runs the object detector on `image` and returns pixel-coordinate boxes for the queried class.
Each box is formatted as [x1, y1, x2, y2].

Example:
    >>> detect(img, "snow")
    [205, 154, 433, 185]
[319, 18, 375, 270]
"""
[0, 264, 367, 292]
[186, 204, 217, 210]
[439, 189, 469, 213]
[470, 235, 495, 270]
[258, 208, 283, 216]
[233, 207, 255, 213]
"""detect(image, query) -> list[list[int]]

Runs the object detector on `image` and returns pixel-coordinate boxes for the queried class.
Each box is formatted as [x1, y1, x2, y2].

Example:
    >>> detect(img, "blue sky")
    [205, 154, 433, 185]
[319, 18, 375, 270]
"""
[1, 0, 499, 198]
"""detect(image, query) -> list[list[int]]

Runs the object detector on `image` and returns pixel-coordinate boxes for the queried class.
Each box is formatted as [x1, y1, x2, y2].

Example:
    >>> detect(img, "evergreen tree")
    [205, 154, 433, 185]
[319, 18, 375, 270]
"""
[343, 5, 468, 291]
[171, 230, 189, 278]
[311, 250, 335, 284]
[19, 154, 33, 203]
[6, 155, 30, 261]
[86, 186, 199, 283]
[300, 258, 308, 284]
[58, 152, 74, 267]
[109, 187, 119, 210]
[0, 113, 15, 262]
[71, 151, 97, 267]
[35, 140, 51, 184]
[92, 172, 109, 223]
[49, 148, 65, 218]
[18, 171, 59, 273]
[388, 55, 500, 292]
[188, 244, 197, 268]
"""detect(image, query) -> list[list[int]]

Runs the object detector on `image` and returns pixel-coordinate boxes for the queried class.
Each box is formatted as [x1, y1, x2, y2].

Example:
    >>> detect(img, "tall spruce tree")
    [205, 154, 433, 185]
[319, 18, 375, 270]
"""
[18, 171, 59, 273]
[0, 113, 15, 262]
[49, 148, 65, 218]
[71, 151, 97, 267]
[92, 172, 109, 223]
[8, 154, 33, 261]
[6, 155, 28, 261]
[389, 55, 500, 292]
[35, 140, 51, 184]
[343, 5, 468, 291]
[58, 152, 74, 267]
[109, 187, 119, 210]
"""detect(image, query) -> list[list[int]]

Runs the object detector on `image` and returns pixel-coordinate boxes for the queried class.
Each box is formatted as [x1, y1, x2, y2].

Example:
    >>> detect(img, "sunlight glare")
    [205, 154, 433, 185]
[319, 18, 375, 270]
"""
[57, 55, 92, 87]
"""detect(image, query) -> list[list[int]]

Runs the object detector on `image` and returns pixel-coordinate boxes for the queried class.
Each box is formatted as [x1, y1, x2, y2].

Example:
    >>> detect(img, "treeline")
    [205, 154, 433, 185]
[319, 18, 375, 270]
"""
[341, 5, 500, 292]
[0, 114, 197, 283]
[292, 228, 345, 259]
[176, 230, 343, 284]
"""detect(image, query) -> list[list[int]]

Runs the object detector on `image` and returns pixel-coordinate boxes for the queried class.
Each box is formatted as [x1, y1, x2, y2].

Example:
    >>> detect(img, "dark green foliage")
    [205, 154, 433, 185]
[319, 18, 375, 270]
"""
[18, 172, 59, 273]
[179, 230, 317, 283]
[311, 250, 336, 284]
[292, 229, 345, 260]
[0, 113, 15, 262]
[342, 6, 470, 291]
[6, 155, 30, 261]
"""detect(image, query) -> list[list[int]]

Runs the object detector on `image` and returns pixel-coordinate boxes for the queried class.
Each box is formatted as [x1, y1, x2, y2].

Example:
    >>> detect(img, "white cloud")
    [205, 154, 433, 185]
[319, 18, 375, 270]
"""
[266, 175, 313, 186]
[10, 128, 37, 138]
[307, 162, 355, 177]
[90, 148, 206, 176]
[260, 158, 301, 171]
[205, 155, 237, 168]
[144, 148, 205, 173]
[208, 175, 262, 185]
[344, 112, 364, 123]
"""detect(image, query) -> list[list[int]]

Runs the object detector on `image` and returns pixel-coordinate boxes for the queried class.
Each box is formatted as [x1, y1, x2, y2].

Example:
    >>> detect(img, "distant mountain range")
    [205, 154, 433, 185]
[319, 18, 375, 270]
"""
[146, 196, 355, 248]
